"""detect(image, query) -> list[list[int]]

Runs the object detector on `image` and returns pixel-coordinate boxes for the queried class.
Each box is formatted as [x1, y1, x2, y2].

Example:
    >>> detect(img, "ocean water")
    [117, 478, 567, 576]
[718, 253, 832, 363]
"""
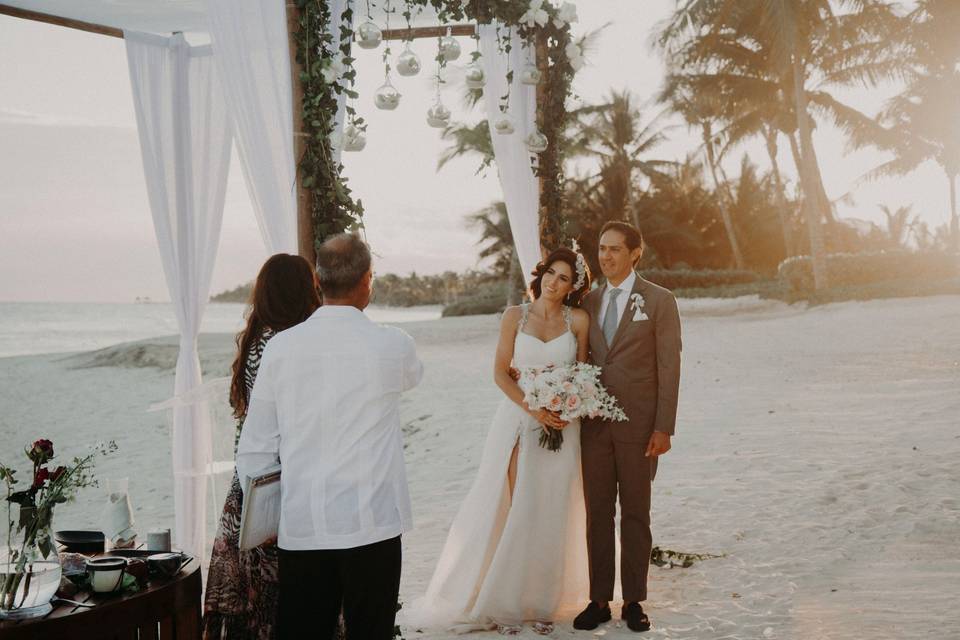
[0, 302, 442, 358]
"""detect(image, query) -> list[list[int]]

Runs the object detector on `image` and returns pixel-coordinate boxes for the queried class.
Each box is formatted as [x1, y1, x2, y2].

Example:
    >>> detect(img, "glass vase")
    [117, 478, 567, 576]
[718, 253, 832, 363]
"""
[0, 528, 62, 619]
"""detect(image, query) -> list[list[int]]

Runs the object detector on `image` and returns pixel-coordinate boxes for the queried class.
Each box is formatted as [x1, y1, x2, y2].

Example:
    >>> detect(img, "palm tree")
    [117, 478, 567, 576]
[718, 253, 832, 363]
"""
[565, 91, 675, 273]
[466, 202, 522, 305]
[658, 0, 902, 290]
[437, 120, 494, 174]
[658, 79, 746, 269]
[874, 204, 915, 250]
[851, 1, 960, 253]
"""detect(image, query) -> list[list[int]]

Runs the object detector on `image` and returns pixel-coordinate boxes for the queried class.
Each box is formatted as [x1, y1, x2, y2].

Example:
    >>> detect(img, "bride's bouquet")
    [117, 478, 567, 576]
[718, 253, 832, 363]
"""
[518, 363, 628, 451]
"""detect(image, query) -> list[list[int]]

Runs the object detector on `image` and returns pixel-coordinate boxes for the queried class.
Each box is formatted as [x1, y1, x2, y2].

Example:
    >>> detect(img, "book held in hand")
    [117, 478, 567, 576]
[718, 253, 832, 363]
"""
[239, 464, 281, 551]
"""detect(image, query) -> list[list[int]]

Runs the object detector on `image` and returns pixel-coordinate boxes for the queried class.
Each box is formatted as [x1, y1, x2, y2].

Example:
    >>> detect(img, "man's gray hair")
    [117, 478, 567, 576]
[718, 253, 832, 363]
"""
[315, 233, 372, 299]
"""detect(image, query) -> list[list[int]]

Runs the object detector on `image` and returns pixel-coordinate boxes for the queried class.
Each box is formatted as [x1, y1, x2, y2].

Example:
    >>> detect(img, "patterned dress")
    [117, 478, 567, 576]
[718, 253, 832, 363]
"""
[203, 330, 278, 640]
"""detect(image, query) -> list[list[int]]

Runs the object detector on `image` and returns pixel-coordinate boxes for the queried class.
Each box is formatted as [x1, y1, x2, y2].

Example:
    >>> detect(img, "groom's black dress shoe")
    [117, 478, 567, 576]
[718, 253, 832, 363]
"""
[573, 602, 611, 630]
[621, 602, 651, 632]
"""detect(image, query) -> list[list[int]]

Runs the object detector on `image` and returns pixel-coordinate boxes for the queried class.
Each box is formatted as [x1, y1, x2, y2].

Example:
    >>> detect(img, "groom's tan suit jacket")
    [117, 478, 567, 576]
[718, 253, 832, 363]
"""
[583, 273, 682, 442]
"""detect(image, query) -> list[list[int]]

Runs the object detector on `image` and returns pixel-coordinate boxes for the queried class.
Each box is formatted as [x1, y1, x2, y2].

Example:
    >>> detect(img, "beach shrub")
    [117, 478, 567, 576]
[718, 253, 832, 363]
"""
[778, 250, 958, 295]
[638, 268, 761, 291]
[675, 280, 783, 299]
[442, 281, 510, 317]
[800, 276, 960, 306]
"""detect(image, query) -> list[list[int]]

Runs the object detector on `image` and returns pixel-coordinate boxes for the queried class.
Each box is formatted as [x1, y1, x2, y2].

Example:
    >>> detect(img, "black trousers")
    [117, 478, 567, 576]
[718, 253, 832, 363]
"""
[278, 535, 402, 640]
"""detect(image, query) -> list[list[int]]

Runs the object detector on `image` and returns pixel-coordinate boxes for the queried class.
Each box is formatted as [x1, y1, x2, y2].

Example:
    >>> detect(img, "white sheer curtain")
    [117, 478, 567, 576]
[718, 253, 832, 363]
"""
[125, 31, 233, 558]
[479, 24, 542, 280]
[206, 0, 298, 254]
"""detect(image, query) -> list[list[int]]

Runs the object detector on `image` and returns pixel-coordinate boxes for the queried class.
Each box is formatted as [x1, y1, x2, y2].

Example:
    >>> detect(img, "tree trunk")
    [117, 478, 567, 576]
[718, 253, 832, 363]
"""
[763, 125, 795, 257]
[950, 171, 959, 253]
[702, 124, 746, 270]
[790, 53, 828, 290]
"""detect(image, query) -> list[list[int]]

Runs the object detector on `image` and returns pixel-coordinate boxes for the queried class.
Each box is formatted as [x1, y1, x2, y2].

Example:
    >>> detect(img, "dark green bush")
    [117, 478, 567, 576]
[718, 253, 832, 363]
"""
[778, 251, 958, 294]
[638, 269, 761, 290]
[442, 281, 509, 317]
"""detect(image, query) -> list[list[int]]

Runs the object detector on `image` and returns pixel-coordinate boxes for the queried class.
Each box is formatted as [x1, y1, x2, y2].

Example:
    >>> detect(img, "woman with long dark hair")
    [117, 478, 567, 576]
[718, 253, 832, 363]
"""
[203, 253, 321, 640]
[421, 247, 593, 635]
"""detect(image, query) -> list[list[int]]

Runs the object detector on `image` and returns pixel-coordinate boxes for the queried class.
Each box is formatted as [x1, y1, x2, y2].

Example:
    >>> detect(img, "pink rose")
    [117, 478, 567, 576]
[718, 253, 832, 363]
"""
[547, 395, 563, 412]
[566, 394, 582, 412]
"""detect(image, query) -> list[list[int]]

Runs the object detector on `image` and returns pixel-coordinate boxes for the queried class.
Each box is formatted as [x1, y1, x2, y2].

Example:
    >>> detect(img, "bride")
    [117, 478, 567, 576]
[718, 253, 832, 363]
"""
[421, 248, 592, 635]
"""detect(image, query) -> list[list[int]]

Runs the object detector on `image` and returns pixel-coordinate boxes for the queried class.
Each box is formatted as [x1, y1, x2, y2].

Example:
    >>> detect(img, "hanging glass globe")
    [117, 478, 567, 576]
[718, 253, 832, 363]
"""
[439, 35, 461, 62]
[525, 130, 549, 153]
[520, 63, 542, 86]
[426, 101, 452, 128]
[493, 113, 515, 135]
[464, 62, 486, 89]
[343, 124, 366, 152]
[356, 21, 382, 50]
[396, 45, 421, 77]
[374, 81, 401, 110]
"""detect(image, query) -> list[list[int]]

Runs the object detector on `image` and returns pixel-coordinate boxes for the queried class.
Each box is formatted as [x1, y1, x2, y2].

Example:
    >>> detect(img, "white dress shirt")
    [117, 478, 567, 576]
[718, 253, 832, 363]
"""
[598, 270, 637, 328]
[236, 305, 424, 550]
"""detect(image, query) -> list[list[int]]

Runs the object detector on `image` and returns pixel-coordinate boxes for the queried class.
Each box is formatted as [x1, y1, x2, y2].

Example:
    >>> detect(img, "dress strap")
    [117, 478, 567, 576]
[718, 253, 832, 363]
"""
[563, 306, 573, 333]
[518, 304, 530, 332]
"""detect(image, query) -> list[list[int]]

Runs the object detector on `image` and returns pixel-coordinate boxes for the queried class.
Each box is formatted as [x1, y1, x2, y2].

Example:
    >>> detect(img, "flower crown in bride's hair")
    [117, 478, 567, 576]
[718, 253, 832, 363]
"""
[571, 241, 588, 291]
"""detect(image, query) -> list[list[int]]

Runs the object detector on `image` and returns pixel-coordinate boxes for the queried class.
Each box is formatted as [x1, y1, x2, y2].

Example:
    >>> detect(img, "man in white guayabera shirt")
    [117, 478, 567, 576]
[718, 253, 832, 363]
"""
[237, 233, 424, 640]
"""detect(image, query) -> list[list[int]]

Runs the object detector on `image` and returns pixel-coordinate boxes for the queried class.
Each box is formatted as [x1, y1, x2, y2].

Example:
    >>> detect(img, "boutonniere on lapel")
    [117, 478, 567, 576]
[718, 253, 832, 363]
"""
[629, 293, 648, 321]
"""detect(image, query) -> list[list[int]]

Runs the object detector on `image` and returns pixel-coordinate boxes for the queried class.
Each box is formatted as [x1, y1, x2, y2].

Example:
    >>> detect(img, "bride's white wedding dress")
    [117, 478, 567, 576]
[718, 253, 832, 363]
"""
[421, 305, 589, 628]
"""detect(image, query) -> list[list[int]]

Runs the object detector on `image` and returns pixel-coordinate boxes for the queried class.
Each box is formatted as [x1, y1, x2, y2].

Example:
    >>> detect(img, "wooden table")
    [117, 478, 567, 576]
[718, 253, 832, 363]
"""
[0, 558, 202, 640]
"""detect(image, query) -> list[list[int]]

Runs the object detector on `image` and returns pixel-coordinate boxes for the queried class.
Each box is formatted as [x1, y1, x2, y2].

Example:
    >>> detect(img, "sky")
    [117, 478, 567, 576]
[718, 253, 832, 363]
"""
[0, 1, 951, 302]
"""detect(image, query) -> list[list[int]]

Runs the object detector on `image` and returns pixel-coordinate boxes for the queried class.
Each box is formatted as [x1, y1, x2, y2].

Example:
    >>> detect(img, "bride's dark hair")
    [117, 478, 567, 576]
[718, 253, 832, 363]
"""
[229, 254, 322, 419]
[528, 248, 591, 308]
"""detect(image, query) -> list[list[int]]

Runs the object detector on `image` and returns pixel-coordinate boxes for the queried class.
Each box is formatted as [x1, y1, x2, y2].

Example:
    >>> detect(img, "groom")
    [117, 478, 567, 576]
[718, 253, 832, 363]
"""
[574, 221, 682, 632]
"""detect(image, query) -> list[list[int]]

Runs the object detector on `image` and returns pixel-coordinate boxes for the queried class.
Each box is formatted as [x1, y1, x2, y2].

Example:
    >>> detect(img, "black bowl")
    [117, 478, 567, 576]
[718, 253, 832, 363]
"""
[55, 530, 105, 554]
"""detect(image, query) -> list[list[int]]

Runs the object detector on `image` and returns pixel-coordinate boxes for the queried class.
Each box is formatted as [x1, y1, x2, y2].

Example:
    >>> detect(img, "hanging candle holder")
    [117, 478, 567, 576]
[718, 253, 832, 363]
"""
[464, 62, 486, 89]
[426, 100, 452, 128]
[374, 78, 401, 110]
[343, 123, 367, 152]
[494, 112, 516, 135]
[439, 27, 462, 62]
[525, 130, 549, 153]
[356, 20, 382, 49]
[520, 37, 541, 85]
[520, 63, 542, 85]
[397, 42, 422, 76]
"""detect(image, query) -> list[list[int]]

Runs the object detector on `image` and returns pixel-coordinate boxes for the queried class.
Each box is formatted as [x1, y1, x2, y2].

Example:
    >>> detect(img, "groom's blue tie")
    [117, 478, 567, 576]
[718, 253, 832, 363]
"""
[602, 288, 622, 345]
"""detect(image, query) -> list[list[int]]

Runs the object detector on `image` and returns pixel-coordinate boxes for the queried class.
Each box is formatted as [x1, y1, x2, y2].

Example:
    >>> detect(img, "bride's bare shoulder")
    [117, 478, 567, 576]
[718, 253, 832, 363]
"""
[570, 307, 590, 328]
[500, 305, 524, 326]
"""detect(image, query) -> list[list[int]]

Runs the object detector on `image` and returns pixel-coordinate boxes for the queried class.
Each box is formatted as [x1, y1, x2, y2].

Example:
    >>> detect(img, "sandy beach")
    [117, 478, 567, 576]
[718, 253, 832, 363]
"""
[1, 295, 958, 639]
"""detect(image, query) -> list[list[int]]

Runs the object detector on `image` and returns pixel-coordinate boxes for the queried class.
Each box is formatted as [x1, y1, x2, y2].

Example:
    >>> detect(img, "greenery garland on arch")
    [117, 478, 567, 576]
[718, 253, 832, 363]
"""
[293, 0, 579, 251]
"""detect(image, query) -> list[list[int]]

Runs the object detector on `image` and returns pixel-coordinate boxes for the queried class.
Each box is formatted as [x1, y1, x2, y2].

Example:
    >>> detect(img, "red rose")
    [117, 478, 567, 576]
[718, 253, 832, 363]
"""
[50, 466, 67, 482]
[28, 439, 54, 464]
[32, 467, 50, 489]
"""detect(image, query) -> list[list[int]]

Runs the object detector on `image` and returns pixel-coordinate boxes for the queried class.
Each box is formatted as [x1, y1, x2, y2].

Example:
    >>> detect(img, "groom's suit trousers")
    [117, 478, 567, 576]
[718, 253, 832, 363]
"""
[581, 422, 654, 603]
